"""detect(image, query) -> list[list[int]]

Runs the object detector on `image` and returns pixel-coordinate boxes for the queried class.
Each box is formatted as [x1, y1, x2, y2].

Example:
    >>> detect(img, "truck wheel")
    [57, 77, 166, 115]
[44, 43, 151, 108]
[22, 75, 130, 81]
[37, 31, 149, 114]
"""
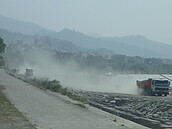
[164, 94, 167, 96]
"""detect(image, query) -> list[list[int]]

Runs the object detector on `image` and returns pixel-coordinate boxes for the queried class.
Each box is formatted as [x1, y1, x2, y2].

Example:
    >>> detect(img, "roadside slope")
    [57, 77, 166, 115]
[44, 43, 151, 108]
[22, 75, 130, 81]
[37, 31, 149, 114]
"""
[0, 69, 149, 129]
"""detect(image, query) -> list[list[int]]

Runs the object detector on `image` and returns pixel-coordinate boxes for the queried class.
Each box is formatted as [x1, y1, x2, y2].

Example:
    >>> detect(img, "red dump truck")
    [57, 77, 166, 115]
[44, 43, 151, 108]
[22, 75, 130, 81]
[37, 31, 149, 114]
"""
[136, 78, 170, 96]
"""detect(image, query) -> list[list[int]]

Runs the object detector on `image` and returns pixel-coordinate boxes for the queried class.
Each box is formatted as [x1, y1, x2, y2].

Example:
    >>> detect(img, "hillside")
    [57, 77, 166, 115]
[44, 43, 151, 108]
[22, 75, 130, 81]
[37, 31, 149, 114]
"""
[1, 15, 172, 58]
[0, 28, 81, 52]
[104, 35, 172, 59]
[0, 28, 34, 44]
[0, 15, 46, 35]
[51, 29, 172, 58]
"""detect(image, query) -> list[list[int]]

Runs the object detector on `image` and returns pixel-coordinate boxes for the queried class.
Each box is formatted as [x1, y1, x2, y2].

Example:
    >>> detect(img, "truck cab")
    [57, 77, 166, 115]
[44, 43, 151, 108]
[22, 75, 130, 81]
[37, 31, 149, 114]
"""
[151, 79, 170, 96]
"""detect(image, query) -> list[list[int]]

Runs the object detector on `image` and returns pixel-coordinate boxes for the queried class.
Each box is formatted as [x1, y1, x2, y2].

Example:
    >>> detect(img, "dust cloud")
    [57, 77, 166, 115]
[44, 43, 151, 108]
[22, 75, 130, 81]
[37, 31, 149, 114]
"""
[7, 47, 163, 95]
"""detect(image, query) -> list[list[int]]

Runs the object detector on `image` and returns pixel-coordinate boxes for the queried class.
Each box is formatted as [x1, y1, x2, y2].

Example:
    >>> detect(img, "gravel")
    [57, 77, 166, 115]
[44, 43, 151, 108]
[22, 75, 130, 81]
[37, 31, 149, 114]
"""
[75, 91, 172, 128]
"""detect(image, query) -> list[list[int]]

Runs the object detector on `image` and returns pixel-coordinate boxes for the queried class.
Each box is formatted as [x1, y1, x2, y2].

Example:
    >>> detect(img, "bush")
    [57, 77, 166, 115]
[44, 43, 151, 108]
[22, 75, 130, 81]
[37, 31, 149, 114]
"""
[0, 37, 6, 54]
[29, 78, 87, 103]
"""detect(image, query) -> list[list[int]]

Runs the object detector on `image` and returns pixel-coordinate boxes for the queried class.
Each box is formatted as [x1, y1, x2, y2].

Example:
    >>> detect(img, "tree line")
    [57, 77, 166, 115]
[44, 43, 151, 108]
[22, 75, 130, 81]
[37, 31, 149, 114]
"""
[0, 37, 6, 66]
[4, 41, 172, 74]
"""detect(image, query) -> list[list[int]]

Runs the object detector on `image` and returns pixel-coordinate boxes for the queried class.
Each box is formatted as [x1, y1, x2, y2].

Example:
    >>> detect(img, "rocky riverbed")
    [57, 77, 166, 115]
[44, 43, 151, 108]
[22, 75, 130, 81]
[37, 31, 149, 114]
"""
[73, 90, 172, 129]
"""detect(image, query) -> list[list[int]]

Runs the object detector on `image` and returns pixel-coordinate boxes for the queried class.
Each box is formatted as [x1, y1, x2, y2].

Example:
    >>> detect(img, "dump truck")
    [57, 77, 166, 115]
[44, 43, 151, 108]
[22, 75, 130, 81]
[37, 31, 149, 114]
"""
[136, 78, 170, 96]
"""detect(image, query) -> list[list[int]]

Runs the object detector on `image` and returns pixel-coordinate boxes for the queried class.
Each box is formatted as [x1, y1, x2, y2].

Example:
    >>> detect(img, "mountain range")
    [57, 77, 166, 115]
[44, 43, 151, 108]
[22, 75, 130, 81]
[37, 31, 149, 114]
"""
[0, 14, 172, 59]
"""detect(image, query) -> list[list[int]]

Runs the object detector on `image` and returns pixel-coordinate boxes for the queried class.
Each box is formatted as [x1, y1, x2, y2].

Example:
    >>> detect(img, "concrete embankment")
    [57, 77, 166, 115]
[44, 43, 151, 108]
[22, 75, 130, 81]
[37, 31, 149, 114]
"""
[0, 69, 149, 129]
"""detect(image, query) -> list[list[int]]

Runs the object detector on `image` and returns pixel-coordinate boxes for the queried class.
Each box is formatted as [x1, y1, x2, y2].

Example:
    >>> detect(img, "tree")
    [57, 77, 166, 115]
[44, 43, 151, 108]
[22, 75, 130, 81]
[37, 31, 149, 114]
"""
[0, 37, 6, 54]
[0, 37, 6, 66]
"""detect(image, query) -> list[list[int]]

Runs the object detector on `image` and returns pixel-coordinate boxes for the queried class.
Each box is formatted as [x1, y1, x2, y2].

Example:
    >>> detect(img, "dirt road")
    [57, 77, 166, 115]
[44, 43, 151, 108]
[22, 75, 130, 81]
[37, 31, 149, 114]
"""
[0, 69, 149, 129]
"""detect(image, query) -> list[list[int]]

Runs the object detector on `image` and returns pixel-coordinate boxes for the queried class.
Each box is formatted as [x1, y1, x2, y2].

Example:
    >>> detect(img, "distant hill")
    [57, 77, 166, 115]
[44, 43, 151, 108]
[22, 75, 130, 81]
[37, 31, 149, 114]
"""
[0, 28, 34, 44]
[1, 14, 172, 58]
[0, 28, 81, 52]
[0, 15, 46, 35]
[104, 35, 172, 58]
[51, 29, 172, 58]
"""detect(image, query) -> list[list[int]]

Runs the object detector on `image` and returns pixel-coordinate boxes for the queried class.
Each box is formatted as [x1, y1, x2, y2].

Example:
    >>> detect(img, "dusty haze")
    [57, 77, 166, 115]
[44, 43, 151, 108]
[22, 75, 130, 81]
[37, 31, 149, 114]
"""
[11, 48, 169, 95]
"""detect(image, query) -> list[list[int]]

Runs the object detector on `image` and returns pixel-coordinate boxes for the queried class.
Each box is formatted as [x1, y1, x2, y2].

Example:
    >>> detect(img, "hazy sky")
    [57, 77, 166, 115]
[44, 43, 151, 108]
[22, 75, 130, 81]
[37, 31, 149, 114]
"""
[0, 0, 172, 43]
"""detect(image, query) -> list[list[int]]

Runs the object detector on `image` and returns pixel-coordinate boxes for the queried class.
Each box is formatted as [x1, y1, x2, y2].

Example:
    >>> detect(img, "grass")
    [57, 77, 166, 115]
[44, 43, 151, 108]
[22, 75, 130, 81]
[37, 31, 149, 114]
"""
[30, 78, 87, 103]
[0, 85, 36, 129]
[10, 73, 88, 106]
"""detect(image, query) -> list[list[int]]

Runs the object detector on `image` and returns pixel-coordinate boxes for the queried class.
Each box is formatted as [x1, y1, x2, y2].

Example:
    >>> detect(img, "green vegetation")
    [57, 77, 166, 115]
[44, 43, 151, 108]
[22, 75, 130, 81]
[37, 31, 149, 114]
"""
[53, 51, 172, 74]
[0, 37, 6, 54]
[0, 37, 6, 66]
[30, 78, 87, 103]
[0, 85, 36, 129]
[5, 42, 172, 74]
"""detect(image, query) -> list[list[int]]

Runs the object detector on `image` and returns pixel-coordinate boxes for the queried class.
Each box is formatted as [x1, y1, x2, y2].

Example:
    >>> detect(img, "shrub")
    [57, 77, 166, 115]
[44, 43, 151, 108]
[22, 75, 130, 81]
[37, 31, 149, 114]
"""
[29, 78, 87, 103]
